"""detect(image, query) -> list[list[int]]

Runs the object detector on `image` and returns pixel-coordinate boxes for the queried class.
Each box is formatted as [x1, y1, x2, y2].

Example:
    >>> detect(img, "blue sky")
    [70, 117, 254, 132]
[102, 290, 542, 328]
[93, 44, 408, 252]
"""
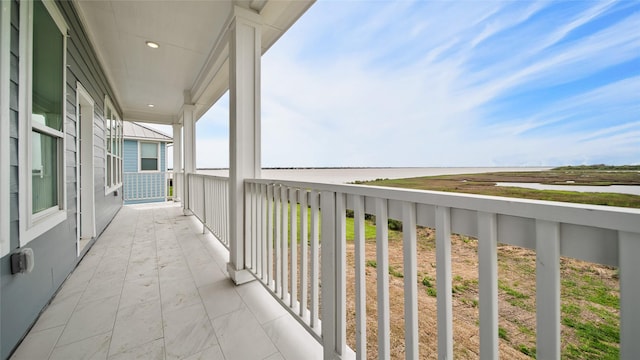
[160, 0, 640, 168]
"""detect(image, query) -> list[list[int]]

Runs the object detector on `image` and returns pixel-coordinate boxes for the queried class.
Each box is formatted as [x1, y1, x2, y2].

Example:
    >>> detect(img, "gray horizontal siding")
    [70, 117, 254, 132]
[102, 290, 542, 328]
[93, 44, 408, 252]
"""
[1, 1, 125, 358]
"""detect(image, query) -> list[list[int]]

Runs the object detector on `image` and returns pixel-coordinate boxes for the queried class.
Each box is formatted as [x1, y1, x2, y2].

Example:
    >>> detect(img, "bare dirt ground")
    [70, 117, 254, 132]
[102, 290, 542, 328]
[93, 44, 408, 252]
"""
[342, 226, 619, 359]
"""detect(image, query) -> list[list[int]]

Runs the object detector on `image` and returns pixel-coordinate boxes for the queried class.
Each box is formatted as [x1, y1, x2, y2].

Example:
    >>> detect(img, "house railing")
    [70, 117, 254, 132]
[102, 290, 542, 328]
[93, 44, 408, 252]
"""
[187, 174, 640, 359]
[123, 172, 167, 203]
[187, 173, 229, 248]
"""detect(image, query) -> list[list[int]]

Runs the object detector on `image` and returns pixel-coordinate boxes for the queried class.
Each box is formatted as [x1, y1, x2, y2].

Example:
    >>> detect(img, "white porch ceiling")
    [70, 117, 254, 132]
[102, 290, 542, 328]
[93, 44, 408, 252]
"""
[73, 0, 313, 125]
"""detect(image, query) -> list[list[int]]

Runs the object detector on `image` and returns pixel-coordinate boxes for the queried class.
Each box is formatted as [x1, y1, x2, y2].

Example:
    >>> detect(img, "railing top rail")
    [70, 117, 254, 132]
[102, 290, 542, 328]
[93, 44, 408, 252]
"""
[187, 173, 230, 182]
[247, 177, 640, 233]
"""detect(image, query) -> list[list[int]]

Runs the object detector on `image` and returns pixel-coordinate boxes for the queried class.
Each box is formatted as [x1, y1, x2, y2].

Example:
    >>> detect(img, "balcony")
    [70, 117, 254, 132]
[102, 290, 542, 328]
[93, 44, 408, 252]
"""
[12, 173, 640, 359]
[10, 202, 321, 360]
[184, 174, 639, 359]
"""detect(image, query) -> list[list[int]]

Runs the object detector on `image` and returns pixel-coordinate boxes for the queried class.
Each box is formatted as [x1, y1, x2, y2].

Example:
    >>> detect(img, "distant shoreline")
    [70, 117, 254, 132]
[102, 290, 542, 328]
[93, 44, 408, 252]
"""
[183, 166, 553, 171]
[190, 167, 553, 184]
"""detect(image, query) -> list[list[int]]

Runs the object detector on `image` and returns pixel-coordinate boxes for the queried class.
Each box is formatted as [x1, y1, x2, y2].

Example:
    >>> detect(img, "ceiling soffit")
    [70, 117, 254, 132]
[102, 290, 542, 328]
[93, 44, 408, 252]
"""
[73, 0, 314, 125]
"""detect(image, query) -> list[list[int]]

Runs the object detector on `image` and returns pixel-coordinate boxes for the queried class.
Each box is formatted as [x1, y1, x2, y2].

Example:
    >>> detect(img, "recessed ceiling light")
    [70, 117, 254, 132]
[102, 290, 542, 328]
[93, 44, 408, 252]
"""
[147, 104, 155, 108]
[145, 41, 159, 49]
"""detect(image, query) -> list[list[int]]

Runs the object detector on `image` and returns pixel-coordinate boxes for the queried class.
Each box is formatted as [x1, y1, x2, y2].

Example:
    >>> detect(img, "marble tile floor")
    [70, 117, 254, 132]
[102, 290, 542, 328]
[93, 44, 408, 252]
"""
[11, 202, 323, 360]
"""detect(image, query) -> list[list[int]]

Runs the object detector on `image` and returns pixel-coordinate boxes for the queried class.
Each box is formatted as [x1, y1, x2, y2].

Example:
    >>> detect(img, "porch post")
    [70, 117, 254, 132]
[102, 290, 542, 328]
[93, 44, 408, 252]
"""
[182, 100, 196, 215]
[172, 123, 182, 202]
[227, 5, 261, 285]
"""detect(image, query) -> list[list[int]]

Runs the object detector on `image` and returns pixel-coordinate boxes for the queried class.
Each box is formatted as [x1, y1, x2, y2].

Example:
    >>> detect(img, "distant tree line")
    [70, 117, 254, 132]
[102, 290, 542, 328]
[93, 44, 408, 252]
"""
[553, 164, 640, 171]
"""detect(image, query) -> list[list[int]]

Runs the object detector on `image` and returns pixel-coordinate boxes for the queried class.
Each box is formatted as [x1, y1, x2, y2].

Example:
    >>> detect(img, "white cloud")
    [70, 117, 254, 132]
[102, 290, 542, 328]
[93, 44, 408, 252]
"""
[192, 1, 640, 167]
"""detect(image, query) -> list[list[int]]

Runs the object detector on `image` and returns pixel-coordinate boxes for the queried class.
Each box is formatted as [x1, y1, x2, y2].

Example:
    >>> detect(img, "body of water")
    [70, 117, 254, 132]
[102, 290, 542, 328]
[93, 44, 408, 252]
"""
[198, 167, 551, 184]
[496, 182, 640, 196]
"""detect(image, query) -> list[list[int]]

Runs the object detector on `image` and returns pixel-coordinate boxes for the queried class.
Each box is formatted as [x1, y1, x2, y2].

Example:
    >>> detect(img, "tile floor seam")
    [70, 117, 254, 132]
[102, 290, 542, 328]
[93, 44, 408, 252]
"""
[197, 285, 226, 360]
[48, 329, 112, 359]
[105, 209, 140, 358]
[178, 211, 228, 360]
[152, 207, 168, 360]
[107, 335, 165, 359]
[157, 206, 178, 359]
[39, 325, 65, 360]
[149, 206, 168, 360]
[45, 228, 111, 356]
[34, 283, 83, 336]
[179, 219, 220, 358]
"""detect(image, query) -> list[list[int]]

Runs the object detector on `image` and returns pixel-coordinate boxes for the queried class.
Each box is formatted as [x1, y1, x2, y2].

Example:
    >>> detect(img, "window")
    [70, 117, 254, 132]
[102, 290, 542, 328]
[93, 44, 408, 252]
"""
[140, 142, 159, 171]
[104, 97, 122, 193]
[19, 0, 68, 242]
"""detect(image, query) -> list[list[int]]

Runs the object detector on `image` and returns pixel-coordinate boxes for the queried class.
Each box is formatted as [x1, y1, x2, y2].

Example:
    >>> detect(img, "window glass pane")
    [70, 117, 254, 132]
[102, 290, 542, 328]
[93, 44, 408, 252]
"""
[111, 156, 115, 185]
[111, 121, 115, 154]
[141, 143, 158, 158]
[107, 154, 111, 187]
[118, 121, 122, 157]
[115, 121, 120, 156]
[106, 116, 111, 153]
[141, 158, 158, 171]
[104, 106, 111, 152]
[32, 131, 58, 213]
[32, 1, 63, 131]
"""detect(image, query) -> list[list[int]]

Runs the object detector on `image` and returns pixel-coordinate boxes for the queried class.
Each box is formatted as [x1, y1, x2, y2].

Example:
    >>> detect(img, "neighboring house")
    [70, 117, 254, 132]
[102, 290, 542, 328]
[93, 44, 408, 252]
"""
[122, 122, 172, 205]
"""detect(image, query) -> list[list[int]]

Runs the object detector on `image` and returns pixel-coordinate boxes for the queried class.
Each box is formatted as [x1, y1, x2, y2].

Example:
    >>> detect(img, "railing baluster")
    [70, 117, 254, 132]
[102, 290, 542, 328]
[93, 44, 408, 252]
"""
[252, 182, 258, 270]
[535, 220, 561, 359]
[403, 202, 418, 360]
[310, 190, 320, 333]
[436, 206, 453, 359]
[620, 231, 640, 359]
[244, 182, 251, 268]
[321, 191, 337, 359]
[376, 198, 391, 360]
[224, 180, 229, 246]
[267, 185, 274, 287]
[478, 211, 498, 360]
[300, 190, 309, 318]
[275, 186, 282, 295]
[336, 192, 347, 357]
[215, 180, 219, 238]
[257, 183, 264, 279]
[290, 188, 298, 310]
[281, 186, 289, 301]
[202, 175, 207, 234]
[354, 195, 366, 360]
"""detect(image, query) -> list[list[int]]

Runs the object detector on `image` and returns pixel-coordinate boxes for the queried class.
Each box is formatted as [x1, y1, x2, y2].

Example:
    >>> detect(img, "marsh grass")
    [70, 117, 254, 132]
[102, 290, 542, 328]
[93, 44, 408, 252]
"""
[365, 169, 640, 208]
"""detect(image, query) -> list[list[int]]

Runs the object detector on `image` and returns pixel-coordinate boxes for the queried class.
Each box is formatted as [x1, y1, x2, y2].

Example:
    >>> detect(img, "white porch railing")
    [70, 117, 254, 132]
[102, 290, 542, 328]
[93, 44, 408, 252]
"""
[187, 174, 230, 248]
[187, 174, 640, 359]
[123, 172, 167, 202]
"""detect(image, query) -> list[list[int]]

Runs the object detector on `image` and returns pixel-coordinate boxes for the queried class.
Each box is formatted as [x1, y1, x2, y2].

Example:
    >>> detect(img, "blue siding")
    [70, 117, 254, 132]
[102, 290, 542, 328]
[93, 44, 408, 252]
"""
[161, 143, 166, 172]
[123, 139, 138, 173]
[122, 140, 168, 204]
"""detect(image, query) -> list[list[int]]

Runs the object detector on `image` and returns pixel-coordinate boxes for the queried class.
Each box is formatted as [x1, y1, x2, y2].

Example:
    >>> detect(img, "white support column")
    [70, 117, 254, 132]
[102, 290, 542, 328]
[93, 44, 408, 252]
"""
[227, 6, 262, 285]
[172, 123, 183, 203]
[182, 102, 196, 215]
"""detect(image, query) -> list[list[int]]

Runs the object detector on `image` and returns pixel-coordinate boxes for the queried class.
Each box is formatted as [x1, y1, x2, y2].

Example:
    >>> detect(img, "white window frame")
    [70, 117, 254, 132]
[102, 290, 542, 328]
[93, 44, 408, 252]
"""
[138, 141, 161, 173]
[104, 96, 122, 194]
[18, 0, 68, 244]
[1, 0, 11, 257]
